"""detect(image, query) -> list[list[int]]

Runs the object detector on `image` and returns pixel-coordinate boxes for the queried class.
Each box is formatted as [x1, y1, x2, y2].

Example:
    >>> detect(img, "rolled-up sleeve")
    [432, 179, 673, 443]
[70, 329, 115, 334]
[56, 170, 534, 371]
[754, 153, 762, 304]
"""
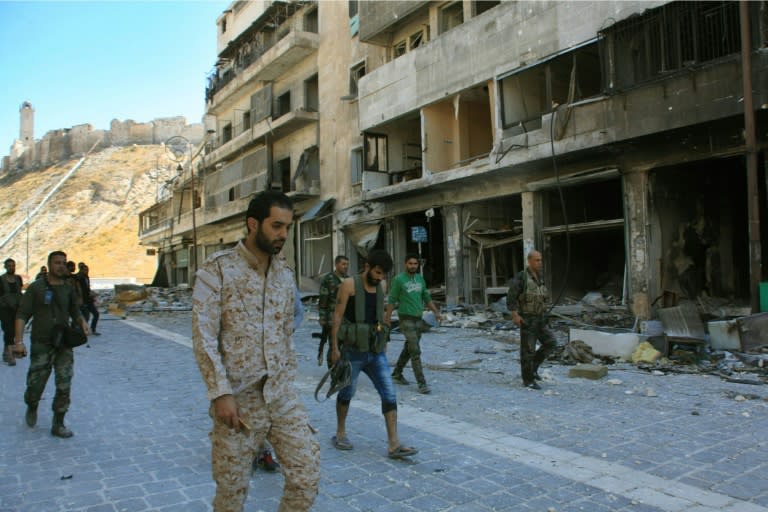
[192, 262, 231, 401]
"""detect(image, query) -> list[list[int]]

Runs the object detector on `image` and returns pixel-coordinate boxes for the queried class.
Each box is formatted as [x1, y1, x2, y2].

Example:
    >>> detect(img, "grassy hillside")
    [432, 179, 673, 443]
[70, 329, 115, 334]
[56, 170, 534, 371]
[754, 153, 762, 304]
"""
[0, 145, 174, 284]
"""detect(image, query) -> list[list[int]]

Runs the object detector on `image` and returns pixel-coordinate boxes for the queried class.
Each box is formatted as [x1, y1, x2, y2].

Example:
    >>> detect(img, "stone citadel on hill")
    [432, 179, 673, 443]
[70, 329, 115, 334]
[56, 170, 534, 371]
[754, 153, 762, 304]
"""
[2, 101, 204, 172]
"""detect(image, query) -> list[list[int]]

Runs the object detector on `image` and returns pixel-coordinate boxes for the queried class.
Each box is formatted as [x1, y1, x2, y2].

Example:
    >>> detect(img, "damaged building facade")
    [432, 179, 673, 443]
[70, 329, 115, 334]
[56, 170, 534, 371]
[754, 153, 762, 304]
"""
[138, 0, 767, 319]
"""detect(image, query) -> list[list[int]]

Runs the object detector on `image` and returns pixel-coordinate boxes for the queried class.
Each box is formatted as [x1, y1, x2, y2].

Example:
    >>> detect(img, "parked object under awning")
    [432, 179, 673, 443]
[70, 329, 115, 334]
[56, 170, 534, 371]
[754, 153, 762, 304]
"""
[345, 223, 382, 257]
[301, 198, 335, 222]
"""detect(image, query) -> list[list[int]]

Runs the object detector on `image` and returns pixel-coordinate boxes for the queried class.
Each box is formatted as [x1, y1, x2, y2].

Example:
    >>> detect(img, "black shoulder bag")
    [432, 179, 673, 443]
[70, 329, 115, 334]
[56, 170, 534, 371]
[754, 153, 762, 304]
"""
[46, 279, 88, 349]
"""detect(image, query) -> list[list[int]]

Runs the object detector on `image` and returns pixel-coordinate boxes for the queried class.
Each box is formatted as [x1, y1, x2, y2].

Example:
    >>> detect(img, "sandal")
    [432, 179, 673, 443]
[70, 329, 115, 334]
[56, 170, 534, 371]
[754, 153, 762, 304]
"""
[388, 445, 418, 459]
[332, 435, 354, 450]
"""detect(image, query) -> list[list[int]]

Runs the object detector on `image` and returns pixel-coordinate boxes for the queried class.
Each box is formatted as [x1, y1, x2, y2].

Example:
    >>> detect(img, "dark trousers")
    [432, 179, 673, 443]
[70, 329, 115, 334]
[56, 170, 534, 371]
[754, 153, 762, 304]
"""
[519, 315, 556, 383]
[81, 303, 99, 332]
[319, 325, 332, 368]
[0, 307, 15, 347]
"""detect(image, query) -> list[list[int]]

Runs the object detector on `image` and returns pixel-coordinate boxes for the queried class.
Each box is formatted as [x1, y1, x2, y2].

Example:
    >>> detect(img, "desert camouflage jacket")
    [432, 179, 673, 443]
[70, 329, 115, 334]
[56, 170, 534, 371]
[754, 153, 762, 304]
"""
[192, 240, 297, 403]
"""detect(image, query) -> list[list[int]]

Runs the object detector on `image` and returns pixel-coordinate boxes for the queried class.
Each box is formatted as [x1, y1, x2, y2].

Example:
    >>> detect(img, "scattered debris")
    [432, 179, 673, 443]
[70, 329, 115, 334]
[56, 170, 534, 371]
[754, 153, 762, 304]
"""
[568, 364, 608, 380]
[631, 342, 662, 364]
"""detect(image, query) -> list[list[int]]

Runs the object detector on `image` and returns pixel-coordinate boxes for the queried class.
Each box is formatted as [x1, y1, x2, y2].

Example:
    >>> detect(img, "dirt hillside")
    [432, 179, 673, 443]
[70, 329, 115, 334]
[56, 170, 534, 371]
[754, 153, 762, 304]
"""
[0, 145, 174, 284]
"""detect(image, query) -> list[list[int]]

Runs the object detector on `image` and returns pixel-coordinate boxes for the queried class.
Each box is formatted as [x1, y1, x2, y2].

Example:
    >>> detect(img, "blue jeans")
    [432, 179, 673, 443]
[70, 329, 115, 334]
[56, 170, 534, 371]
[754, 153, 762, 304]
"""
[337, 349, 397, 413]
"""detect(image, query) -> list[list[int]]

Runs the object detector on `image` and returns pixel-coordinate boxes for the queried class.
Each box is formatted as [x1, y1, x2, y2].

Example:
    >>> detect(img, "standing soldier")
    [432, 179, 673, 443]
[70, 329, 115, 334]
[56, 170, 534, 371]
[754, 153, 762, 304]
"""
[385, 253, 441, 394]
[317, 255, 349, 366]
[15, 251, 90, 437]
[193, 191, 319, 512]
[1, 258, 23, 366]
[506, 249, 557, 390]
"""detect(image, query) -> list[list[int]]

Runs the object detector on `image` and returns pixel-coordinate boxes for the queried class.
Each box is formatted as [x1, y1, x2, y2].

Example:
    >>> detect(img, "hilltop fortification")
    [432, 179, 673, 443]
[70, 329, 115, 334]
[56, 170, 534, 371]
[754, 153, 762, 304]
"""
[2, 102, 204, 172]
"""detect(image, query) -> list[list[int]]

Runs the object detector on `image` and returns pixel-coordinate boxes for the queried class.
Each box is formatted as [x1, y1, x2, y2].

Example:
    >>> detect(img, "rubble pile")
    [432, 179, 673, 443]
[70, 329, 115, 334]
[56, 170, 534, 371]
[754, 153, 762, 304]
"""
[100, 285, 193, 313]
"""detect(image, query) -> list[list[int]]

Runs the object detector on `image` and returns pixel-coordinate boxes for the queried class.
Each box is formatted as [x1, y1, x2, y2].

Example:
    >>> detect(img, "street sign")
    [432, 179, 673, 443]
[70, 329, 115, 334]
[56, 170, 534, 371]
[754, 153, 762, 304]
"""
[411, 226, 428, 243]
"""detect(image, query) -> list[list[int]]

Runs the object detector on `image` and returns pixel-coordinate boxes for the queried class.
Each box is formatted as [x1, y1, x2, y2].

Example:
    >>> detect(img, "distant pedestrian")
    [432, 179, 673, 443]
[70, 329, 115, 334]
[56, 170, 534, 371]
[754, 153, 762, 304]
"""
[330, 249, 418, 460]
[76, 264, 100, 335]
[506, 249, 557, 390]
[317, 255, 348, 366]
[15, 251, 90, 437]
[385, 253, 441, 394]
[192, 191, 319, 512]
[34, 266, 47, 281]
[1, 258, 24, 366]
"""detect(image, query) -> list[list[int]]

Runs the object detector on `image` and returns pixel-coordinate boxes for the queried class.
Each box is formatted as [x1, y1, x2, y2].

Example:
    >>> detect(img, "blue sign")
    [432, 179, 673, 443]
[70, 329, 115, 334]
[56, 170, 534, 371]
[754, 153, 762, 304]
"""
[411, 226, 428, 243]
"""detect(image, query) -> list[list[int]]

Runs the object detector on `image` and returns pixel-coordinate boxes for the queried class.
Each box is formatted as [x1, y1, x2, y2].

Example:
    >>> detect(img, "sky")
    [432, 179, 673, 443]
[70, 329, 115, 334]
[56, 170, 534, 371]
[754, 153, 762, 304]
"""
[0, 0, 230, 152]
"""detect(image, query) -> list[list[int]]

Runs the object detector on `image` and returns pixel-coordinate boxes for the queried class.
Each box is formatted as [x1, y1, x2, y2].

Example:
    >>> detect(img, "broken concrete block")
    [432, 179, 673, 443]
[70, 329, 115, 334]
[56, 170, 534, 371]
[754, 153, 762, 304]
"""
[107, 303, 126, 317]
[708, 320, 741, 350]
[631, 341, 662, 363]
[569, 328, 641, 359]
[568, 364, 608, 380]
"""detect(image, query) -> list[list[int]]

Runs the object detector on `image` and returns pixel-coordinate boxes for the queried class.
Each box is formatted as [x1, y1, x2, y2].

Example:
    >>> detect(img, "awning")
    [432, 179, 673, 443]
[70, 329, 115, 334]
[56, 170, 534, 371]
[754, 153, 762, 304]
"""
[301, 198, 335, 222]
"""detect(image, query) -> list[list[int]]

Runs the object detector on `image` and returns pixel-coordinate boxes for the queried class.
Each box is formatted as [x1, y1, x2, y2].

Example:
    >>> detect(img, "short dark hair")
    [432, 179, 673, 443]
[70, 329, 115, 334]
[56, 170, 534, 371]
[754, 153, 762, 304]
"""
[48, 251, 67, 267]
[366, 249, 393, 273]
[404, 253, 419, 263]
[245, 191, 293, 231]
[66, 261, 76, 271]
[4, 258, 14, 266]
[334, 255, 349, 264]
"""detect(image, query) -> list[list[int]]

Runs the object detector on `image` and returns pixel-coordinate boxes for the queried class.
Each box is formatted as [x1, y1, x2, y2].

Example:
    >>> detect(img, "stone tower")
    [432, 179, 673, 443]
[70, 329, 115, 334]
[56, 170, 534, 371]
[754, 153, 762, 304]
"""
[19, 101, 34, 146]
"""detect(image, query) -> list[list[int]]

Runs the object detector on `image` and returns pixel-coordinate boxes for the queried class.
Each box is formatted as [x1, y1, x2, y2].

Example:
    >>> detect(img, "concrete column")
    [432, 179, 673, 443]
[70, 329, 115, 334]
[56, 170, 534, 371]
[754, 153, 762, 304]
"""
[623, 168, 652, 319]
[443, 205, 464, 306]
[521, 191, 536, 258]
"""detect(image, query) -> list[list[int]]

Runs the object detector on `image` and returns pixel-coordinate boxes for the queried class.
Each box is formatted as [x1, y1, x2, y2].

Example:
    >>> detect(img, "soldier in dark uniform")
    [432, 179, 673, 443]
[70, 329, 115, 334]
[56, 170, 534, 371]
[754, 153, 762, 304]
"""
[507, 250, 557, 390]
[14, 251, 90, 437]
[1, 258, 23, 366]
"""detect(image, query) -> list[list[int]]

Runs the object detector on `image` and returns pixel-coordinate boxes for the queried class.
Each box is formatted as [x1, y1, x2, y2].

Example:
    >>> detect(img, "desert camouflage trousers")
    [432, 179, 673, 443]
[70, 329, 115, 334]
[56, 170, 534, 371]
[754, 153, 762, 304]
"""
[209, 380, 320, 512]
[24, 338, 74, 413]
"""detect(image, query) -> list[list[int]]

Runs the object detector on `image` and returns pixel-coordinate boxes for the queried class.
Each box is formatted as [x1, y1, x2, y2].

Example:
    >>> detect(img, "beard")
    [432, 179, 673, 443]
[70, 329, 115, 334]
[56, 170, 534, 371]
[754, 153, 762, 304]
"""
[255, 226, 284, 255]
[365, 273, 380, 286]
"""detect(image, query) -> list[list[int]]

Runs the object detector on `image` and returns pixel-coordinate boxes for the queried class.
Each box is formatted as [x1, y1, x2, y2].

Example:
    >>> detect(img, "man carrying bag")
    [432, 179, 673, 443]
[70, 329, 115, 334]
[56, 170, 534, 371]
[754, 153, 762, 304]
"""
[14, 251, 90, 438]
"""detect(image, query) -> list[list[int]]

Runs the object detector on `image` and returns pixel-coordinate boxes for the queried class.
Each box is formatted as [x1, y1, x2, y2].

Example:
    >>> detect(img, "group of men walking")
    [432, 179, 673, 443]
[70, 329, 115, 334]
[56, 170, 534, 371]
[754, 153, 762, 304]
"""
[1, 254, 101, 438]
[191, 190, 559, 512]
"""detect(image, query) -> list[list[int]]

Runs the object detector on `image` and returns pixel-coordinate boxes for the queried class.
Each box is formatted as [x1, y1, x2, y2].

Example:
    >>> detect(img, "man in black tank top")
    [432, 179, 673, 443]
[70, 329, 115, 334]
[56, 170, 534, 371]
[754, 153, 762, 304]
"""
[329, 249, 418, 460]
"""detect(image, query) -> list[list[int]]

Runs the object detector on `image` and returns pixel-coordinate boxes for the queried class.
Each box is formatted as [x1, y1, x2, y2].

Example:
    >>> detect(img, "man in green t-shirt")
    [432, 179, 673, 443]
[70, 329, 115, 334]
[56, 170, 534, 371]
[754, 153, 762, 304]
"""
[15, 251, 90, 438]
[385, 254, 441, 394]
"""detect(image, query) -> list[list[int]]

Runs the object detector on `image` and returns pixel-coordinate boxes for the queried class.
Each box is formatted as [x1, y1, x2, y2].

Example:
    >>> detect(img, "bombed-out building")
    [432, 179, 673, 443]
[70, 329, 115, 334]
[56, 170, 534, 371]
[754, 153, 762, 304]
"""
[138, 0, 767, 318]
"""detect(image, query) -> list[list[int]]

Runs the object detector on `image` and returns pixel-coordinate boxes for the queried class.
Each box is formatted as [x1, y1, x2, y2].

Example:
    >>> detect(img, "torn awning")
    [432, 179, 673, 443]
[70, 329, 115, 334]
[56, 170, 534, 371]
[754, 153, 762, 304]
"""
[301, 198, 335, 222]
[345, 222, 382, 257]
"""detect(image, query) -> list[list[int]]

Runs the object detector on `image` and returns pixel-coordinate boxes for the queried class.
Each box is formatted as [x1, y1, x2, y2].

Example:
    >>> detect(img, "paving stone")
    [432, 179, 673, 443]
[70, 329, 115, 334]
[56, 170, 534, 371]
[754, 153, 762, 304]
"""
[1, 311, 766, 512]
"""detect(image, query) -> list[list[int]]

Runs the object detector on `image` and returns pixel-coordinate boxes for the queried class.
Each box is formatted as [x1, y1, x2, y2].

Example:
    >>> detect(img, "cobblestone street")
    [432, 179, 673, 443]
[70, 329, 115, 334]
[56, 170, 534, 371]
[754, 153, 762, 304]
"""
[1, 310, 766, 512]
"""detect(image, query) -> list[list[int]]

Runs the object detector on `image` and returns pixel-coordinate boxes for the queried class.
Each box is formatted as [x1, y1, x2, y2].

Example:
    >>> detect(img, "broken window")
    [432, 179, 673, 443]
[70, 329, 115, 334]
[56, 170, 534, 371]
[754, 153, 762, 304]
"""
[349, 61, 366, 97]
[304, 7, 318, 33]
[222, 123, 233, 144]
[305, 74, 319, 112]
[276, 91, 291, 118]
[351, 147, 363, 185]
[364, 133, 388, 172]
[600, 1, 741, 90]
[393, 40, 407, 58]
[410, 28, 427, 49]
[272, 157, 291, 192]
[440, 2, 464, 34]
[473, 1, 500, 16]
[499, 42, 602, 134]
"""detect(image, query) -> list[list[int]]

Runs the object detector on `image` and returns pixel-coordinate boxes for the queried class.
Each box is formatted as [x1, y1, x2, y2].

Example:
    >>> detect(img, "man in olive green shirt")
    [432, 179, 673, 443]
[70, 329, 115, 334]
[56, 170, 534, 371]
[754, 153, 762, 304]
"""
[15, 251, 90, 438]
[385, 254, 441, 394]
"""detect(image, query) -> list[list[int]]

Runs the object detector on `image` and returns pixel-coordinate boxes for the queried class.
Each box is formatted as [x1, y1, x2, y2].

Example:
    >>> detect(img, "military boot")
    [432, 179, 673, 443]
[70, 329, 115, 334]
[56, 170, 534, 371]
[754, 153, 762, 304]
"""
[51, 412, 73, 438]
[392, 348, 411, 384]
[25, 405, 37, 427]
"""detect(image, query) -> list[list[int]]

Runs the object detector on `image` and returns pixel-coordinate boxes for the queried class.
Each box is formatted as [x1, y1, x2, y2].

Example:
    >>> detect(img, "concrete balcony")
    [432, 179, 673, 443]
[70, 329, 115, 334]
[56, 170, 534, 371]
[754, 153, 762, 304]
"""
[208, 30, 319, 115]
[203, 108, 318, 167]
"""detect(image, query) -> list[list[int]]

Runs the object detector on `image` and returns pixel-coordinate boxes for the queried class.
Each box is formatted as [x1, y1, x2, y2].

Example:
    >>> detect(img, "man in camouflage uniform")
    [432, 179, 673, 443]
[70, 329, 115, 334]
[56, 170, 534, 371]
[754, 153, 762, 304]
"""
[317, 255, 349, 366]
[193, 191, 319, 512]
[506, 249, 557, 390]
[15, 251, 90, 437]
